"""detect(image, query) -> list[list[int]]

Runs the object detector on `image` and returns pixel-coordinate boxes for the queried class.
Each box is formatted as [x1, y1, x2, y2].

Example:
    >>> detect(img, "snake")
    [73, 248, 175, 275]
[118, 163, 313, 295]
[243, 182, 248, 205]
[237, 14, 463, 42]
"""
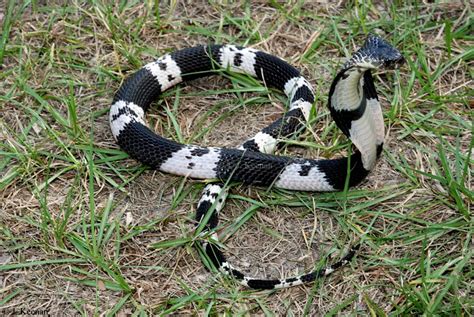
[110, 34, 404, 290]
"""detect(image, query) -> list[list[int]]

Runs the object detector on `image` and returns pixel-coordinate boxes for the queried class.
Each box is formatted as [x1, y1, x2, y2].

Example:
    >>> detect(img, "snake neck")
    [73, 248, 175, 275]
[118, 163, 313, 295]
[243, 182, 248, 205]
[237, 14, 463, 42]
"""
[331, 66, 371, 113]
[328, 63, 382, 171]
[328, 63, 377, 130]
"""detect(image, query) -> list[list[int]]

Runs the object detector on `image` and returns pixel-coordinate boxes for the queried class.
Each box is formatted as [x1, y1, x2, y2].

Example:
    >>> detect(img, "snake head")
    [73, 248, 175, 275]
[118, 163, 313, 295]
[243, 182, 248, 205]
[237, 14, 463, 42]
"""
[343, 34, 405, 70]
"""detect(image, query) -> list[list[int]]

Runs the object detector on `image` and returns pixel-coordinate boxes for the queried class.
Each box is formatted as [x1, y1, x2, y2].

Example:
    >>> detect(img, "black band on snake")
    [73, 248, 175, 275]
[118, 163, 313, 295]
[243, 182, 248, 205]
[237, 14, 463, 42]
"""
[110, 35, 404, 289]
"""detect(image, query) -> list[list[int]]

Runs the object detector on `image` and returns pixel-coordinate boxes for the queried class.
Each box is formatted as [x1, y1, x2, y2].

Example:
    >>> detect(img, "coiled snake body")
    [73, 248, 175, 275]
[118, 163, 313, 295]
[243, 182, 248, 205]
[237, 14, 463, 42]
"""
[110, 35, 404, 289]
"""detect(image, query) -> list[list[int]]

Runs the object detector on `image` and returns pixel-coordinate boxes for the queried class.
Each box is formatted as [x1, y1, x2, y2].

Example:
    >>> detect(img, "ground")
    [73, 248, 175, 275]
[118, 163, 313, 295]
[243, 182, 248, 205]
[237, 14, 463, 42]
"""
[0, 1, 472, 316]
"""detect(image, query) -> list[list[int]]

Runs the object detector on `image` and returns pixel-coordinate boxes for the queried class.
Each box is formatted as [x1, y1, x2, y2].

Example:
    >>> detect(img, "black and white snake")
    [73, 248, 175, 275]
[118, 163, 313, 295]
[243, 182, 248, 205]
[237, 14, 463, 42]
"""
[110, 34, 404, 290]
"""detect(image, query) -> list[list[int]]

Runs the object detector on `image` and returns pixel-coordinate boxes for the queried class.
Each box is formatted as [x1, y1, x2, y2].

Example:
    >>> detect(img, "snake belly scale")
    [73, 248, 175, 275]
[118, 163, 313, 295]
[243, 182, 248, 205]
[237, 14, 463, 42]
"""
[110, 35, 404, 289]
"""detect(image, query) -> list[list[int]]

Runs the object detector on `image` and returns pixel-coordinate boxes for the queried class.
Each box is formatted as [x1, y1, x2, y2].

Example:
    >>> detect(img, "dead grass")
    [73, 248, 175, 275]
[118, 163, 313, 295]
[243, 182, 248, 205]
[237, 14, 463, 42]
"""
[0, 1, 472, 316]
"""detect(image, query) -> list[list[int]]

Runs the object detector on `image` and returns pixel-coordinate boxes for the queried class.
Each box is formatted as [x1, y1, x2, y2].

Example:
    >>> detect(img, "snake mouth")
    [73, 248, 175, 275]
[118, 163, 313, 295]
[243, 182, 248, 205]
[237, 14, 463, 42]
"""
[383, 54, 405, 69]
[383, 49, 406, 69]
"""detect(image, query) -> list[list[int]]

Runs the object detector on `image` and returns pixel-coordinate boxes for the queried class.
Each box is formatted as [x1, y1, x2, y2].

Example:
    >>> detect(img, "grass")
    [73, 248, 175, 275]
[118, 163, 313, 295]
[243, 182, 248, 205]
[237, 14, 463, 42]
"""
[0, 1, 472, 316]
